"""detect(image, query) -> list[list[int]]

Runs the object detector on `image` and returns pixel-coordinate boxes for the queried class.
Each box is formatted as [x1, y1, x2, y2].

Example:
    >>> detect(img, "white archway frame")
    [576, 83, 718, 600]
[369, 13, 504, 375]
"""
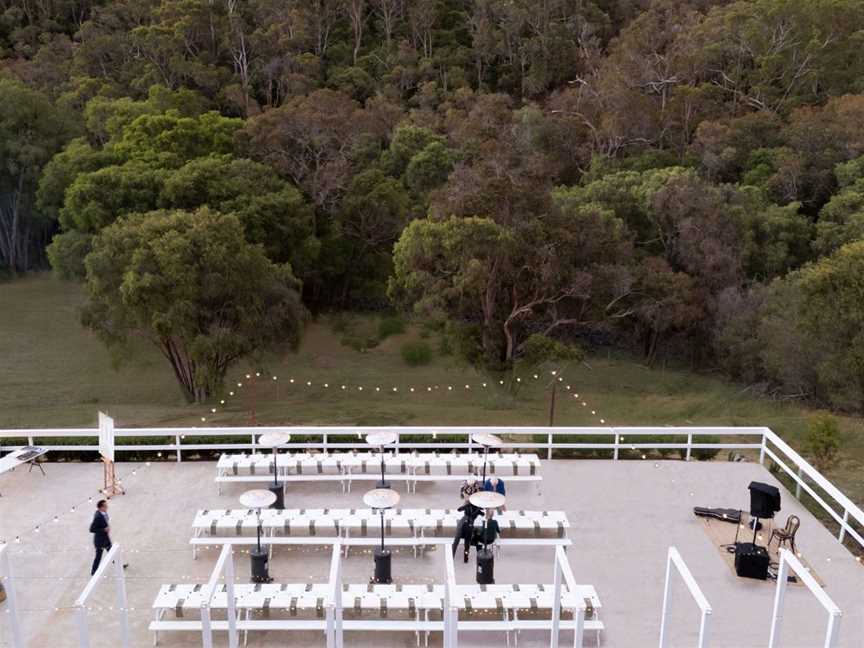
[768, 548, 841, 648]
[0, 542, 24, 648]
[201, 544, 239, 648]
[658, 546, 712, 648]
[74, 543, 130, 648]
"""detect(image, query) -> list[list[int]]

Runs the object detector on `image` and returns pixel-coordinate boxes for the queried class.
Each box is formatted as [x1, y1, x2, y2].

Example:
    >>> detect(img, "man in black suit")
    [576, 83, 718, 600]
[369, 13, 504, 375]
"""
[89, 499, 113, 575]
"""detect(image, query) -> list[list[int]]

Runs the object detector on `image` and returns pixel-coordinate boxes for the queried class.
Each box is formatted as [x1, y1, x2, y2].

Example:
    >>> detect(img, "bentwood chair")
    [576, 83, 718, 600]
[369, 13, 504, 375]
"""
[769, 514, 800, 554]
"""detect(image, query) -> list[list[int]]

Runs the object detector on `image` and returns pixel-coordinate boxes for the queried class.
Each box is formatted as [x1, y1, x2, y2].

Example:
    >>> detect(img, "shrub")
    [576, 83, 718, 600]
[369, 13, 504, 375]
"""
[691, 434, 721, 461]
[378, 315, 407, 339]
[806, 415, 841, 472]
[329, 312, 354, 334]
[401, 340, 433, 366]
[518, 334, 583, 366]
[340, 334, 379, 352]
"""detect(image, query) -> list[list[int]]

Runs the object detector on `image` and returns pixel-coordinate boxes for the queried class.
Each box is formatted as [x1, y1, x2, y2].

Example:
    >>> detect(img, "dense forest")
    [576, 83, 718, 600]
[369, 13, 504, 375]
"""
[2, 0, 864, 409]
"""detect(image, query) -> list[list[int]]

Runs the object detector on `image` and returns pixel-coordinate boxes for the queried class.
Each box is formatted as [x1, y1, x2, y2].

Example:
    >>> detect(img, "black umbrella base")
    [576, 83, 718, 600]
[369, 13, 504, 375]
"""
[250, 547, 272, 583]
[373, 548, 392, 584]
[476, 548, 495, 584]
[268, 483, 285, 509]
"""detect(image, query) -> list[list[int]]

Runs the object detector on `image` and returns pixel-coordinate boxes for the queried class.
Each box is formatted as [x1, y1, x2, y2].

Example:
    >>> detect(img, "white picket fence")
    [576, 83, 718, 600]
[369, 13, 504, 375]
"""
[1, 425, 862, 551]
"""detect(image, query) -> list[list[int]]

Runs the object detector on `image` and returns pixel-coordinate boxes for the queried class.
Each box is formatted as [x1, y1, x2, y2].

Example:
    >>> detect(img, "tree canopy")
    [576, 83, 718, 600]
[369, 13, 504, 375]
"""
[4, 0, 864, 408]
[82, 208, 305, 402]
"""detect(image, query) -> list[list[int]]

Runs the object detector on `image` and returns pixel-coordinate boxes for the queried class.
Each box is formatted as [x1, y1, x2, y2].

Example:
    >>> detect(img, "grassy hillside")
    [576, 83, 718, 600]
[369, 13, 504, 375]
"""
[1, 275, 862, 505]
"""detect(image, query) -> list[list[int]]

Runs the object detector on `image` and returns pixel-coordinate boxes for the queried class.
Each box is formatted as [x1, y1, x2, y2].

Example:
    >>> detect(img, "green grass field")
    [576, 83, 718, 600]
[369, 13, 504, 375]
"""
[1, 274, 862, 505]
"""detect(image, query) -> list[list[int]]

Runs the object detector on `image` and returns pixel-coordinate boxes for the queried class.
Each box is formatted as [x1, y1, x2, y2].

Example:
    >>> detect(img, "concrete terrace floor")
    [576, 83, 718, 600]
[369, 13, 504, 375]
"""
[1, 458, 863, 648]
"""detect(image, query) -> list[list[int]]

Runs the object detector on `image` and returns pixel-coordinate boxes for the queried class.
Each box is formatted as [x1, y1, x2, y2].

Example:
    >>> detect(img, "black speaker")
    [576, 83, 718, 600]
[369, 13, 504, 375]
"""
[748, 482, 781, 519]
[734, 542, 769, 580]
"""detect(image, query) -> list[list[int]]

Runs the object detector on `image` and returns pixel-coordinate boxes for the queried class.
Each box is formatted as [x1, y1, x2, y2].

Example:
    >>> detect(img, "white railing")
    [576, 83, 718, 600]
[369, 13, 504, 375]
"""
[0, 424, 765, 458]
[1, 425, 862, 552]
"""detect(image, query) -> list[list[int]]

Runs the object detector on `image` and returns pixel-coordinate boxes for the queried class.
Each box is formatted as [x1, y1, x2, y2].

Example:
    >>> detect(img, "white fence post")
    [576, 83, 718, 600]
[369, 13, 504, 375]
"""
[838, 509, 849, 543]
[658, 552, 672, 648]
[224, 547, 238, 648]
[547, 430, 553, 460]
[795, 466, 803, 499]
[175, 433, 182, 462]
[613, 429, 619, 461]
[113, 548, 130, 648]
[75, 605, 90, 648]
[327, 543, 343, 648]
[200, 604, 213, 648]
[445, 547, 458, 648]
[550, 553, 561, 648]
[685, 432, 693, 462]
[759, 431, 766, 465]
[553, 545, 583, 648]
[0, 544, 24, 648]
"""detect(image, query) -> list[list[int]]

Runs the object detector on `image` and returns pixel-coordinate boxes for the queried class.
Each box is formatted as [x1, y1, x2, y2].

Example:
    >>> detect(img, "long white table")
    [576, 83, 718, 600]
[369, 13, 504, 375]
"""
[215, 450, 542, 493]
[190, 508, 570, 558]
[150, 581, 603, 647]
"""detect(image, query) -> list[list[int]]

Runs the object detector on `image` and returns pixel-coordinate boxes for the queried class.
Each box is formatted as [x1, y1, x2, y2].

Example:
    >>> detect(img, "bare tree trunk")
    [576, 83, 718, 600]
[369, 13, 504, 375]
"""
[347, 0, 366, 64]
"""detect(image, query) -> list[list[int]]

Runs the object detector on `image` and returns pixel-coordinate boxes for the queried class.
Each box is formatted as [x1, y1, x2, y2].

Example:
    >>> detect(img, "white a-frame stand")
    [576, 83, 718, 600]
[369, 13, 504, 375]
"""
[98, 412, 123, 497]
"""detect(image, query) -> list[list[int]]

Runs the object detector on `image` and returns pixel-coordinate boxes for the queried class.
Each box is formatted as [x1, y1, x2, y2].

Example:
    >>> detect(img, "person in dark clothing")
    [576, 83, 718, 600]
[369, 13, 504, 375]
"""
[459, 476, 480, 500]
[89, 500, 112, 575]
[452, 499, 482, 563]
[476, 508, 501, 547]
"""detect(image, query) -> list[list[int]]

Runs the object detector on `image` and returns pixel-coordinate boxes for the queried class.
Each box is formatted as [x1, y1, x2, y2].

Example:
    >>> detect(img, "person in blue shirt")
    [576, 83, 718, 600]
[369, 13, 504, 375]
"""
[482, 476, 505, 496]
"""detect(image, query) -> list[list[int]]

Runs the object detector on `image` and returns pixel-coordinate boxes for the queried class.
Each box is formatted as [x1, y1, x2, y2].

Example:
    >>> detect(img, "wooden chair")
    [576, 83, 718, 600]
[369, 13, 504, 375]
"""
[769, 514, 800, 554]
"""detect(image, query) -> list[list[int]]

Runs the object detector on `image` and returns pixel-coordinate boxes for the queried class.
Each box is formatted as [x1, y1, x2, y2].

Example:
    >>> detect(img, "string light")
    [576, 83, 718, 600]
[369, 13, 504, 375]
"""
[203, 366, 613, 429]
[2, 460, 153, 547]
